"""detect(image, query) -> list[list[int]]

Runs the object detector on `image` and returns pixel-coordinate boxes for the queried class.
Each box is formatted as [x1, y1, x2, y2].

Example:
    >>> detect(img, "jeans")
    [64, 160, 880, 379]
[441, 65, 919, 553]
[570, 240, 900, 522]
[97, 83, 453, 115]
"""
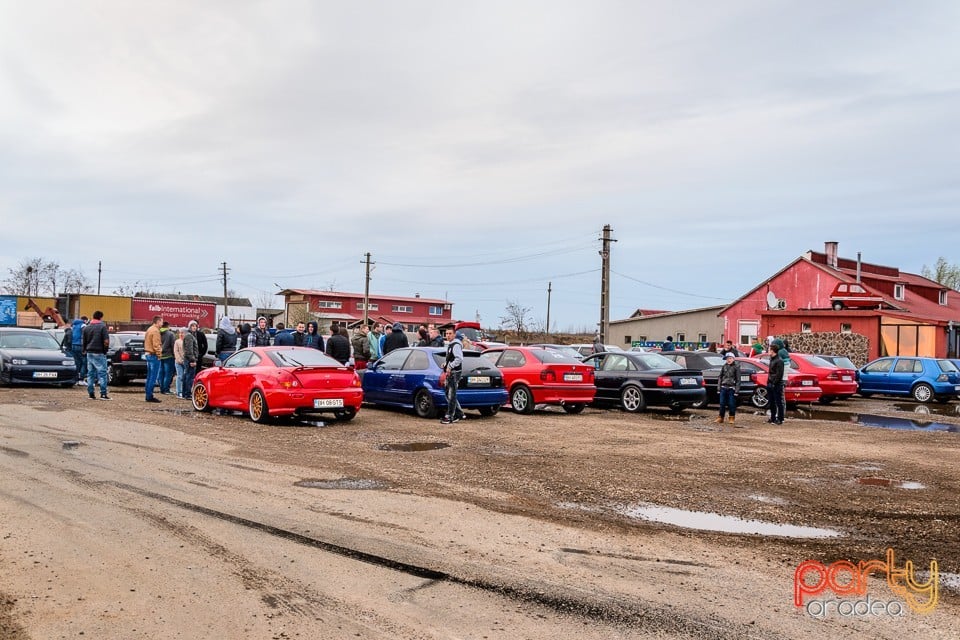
[160, 358, 176, 394]
[217, 351, 234, 364]
[175, 362, 186, 397]
[86, 353, 108, 397]
[718, 386, 737, 419]
[180, 363, 196, 399]
[444, 369, 462, 419]
[145, 354, 161, 400]
[73, 346, 87, 379]
[768, 382, 785, 423]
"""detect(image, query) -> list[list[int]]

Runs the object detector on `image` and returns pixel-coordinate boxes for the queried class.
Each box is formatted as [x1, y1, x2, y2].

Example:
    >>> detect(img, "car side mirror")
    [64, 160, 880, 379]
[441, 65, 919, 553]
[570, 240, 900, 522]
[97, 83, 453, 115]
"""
[214, 359, 222, 367]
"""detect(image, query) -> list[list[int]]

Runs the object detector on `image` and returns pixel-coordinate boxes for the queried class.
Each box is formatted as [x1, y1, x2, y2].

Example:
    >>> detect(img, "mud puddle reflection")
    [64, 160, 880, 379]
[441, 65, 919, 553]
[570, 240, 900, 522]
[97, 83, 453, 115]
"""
[616, 503, 842, 538]
[791, 408, 958, 432]
[295, 478, 391, 490]
[894, 403, 960, 417]
[378, 442, 450, 452]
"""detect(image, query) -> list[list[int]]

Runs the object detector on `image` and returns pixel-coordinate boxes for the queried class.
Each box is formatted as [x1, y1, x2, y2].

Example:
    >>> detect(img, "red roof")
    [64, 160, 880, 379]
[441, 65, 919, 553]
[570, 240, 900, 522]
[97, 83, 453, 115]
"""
[280, 289, 449, 305]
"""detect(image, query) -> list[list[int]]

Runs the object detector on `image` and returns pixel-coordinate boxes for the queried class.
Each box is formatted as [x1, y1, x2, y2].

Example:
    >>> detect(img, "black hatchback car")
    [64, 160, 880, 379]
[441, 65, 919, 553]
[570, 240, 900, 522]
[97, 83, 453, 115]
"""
[0, 327, 78, 386]
[582, 351, 705, 413]
[108, 332, 147, 385]
[658, 351, 757, 408]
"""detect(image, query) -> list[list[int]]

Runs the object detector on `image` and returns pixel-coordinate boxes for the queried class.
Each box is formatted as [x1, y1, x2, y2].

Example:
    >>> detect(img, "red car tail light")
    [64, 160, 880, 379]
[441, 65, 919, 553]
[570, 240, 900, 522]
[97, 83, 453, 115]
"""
[121, 352, 130, 361]
[540, 369, 557, 382]
[656, 376, 673, 387]
[353, 374, 362, 387]
[825, 371, 839, 380]
[276, 370, 300, 389]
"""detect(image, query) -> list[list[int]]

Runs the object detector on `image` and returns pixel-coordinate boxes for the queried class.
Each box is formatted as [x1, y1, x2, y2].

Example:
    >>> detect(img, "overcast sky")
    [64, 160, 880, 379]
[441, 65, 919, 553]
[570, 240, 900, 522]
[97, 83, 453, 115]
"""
[1, 1, 958, 331]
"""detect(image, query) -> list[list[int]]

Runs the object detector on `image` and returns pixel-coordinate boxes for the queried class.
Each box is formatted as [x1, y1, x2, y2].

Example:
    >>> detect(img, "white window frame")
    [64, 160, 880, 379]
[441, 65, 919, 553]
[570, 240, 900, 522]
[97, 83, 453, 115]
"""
[316, 300, 343, 309]
[428, 305, 443, 316]
[894, 284, 905, 301]
[355, 302, 379, 311]
[738, 320, 759, 346]
[840, 323, 852, 333]
[940, 290, 948, 306]
[801, 322, 812, 333]
[392, 305, 413, 313]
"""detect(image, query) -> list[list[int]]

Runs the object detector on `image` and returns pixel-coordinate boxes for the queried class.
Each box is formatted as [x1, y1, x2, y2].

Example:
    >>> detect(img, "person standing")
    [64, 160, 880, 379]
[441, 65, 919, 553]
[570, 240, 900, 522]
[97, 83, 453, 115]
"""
[82, 310, 110, 400]
[592, 334, 605, 354]
[249, 316, 271, 347]
[767, 346, 785, 425]
[351, 325, 372, 369]
[273, 322, 293, 346]
[416, 325, 429, 346]
[303, 321, 324, 350]
[173, 329, 186, 399]
[159, 321, 176, 395]
[661, 336, 676, 352]
[716, 353, 741, 424]
[144, 315, 163, 403]
[325, 325, 351, 364]
[71, 316, 88, 384]
[292, 322, 307, 346]
[368, 322, 382, 360]
[182, 325, 199, 399]
[750, 337, 764, 357]
[382, 322, 408, 355]
[428, 324, 444, 347]
[379, 324, 391, 355]
[440, 329, 464, 424]
[215, 316, 238, 362]
[720, 340, 739, 359]
[188, 320, 207, 369]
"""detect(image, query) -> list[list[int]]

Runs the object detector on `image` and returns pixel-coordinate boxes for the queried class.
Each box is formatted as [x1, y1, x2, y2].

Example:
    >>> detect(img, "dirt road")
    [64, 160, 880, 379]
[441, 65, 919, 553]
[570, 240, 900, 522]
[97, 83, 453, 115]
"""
[1, 384, 958, 639]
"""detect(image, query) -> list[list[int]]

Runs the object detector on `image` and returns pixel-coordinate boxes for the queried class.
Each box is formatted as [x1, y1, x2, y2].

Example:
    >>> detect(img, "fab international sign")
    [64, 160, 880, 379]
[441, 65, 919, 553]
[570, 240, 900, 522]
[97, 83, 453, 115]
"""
[795, 548, 938, 619]
[131, 298, 216, 329]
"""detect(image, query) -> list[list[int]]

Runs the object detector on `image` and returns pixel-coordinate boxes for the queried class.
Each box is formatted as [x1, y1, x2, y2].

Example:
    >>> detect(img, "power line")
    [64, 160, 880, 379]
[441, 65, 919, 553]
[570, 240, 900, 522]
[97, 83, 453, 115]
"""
[611, 270, 730, 300]
[376, 268, 600, 288]
[377, 242, 595, 269]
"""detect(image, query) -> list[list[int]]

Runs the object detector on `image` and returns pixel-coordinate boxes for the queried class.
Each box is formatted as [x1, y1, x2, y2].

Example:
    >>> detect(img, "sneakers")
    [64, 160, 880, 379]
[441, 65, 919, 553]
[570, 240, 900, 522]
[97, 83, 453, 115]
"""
[146, 397, 161, 403]
[100, 395, 111, 401]
[440, 416, 453, 424]
[88, 393, 96, 400]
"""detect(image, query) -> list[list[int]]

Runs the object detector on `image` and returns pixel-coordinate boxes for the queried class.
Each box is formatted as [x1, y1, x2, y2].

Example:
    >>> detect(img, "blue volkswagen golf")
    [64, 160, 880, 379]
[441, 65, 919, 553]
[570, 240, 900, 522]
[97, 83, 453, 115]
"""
[361, 347, 507, 418]
[857, 356, 960, 403]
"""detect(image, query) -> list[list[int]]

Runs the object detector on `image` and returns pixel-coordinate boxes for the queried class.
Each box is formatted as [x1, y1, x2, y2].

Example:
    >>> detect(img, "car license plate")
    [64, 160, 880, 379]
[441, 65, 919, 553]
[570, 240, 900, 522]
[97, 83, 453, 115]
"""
[802, 379, 813, 386]
[313, 398, 344, 408]
[842, 375, 852, 381]
[740, 375, 750, 382]
[468, 376, 490, 385]
[680, 377, 697, 385]
[33, 371, 58, 379]
[563, 373, 583, 382]
[955, 385, 960, 391]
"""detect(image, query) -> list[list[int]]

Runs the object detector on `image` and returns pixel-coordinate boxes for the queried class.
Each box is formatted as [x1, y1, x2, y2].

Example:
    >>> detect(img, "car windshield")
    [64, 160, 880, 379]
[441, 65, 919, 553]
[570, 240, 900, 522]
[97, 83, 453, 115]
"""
[824, 356, 856, 369]
[632, 352, 682, 370]
[267, 348, 342, 368]
[431, 351, 498, 371]
[0, 332, 62, 350]
[531, 349, 582, 364]
[805, 355, 838, 368]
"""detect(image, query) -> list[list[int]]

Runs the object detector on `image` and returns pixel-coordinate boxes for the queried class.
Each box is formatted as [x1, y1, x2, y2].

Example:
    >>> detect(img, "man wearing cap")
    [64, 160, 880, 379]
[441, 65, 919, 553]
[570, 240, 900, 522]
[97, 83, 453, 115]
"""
[441, 329, 465, 424]
[716, 352, 741, 425]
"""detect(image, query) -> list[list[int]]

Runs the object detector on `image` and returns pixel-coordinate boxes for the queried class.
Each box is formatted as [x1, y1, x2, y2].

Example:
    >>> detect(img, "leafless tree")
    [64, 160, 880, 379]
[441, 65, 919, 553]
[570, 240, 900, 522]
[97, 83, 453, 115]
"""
[499, 299, 532, 339]
[922, 257, 960, 291]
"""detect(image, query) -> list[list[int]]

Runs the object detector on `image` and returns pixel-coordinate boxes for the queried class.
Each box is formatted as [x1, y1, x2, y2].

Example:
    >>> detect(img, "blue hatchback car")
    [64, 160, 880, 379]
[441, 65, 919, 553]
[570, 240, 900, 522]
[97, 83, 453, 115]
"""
[361, 347, 507, 418]
[857, 356, 960, 403]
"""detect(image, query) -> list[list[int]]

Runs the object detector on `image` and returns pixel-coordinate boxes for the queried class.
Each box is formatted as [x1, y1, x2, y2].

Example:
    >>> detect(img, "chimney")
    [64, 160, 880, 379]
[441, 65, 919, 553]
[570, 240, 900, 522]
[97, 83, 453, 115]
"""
[825, 241, 838, 269]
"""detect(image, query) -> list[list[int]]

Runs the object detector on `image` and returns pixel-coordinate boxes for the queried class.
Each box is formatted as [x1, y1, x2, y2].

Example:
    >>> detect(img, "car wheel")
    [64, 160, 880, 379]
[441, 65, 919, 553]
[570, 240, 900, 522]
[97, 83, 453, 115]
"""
[249, 389, 271, 423]
[109, 366, 128, 386]
[562, 403, 585, 414]
[478, 405, 500, 417]
[334, 407, 357, 421]
[510, 384, 534, 414]
[620, 385, 646, 413]
[414, 389, 437, 419]
[192, 383, 212, 412]
[911, 383, 934, 403]
[832, 301, 844, 311]
[751, 387, 769, 409]
[817, 396, 835, 405]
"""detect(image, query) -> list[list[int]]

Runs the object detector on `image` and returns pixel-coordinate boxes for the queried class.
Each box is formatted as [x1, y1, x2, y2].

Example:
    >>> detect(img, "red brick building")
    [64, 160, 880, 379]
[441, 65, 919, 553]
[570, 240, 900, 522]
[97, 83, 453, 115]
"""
[719, 242, 960, 360]
[276, 289, 452, 332]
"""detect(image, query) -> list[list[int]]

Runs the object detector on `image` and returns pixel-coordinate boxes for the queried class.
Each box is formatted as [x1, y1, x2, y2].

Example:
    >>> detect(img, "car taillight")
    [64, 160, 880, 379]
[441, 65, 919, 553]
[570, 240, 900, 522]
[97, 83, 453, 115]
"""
[585, 369, 594, 382]
[277, 370, 300, 389]
[353, 374, 361, 387]
[656, 376, 673, 387]
[750, 374, 758, 384]
[540, 369, 556, 382]
[937, 374, 948, 382]
[121, 352, 130, 361]
[826, 372, 839, 380]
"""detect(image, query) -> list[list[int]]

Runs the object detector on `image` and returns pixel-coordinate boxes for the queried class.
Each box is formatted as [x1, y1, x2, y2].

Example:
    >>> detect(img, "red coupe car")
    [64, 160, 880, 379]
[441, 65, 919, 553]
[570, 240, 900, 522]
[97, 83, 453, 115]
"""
[786, 353, 858, 404]
[481, 346, 596, 414]
[192, 347, 363, 423]
[734, 358, 822, 408]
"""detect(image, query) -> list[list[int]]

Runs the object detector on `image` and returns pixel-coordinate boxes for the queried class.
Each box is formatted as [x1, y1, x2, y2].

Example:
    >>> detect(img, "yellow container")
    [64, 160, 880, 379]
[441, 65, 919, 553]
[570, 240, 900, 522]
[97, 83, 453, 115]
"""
[76, 295, 132, 323]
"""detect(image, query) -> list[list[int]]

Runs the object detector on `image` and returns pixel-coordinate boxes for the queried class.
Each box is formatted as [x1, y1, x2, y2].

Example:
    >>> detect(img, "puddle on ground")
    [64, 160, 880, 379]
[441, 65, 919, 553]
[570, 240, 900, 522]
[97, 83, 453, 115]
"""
[295, 478, 391, 490]
[645, 412, 705, 422]
[894, 403, 960, 417]
[377, 442, 450, 452]
[748, 494, 789, 505]
[789, 408, 958, 432]
[857, 477, 926, 490]
[616, 503, 842, 538]
[62, 440, 81, 450]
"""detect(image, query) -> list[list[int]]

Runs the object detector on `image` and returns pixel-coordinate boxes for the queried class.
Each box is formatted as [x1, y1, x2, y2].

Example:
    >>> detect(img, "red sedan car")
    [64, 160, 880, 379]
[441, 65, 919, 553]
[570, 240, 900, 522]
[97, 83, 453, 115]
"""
[481, 346, 595, 414]
[192, 347, 363, 423]
[787, 353, 858, 404]
[734, 358, 822, 408]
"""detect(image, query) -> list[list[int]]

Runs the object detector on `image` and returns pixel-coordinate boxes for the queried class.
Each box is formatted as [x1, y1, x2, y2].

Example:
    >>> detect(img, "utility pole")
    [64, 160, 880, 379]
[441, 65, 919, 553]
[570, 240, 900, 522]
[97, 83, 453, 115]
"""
[599, 224, 616, 343]
[97, 261, 102, 295]
[545, 281, 552, 339]
[362, 252, 374, 326]
[219, 262, 230, 319]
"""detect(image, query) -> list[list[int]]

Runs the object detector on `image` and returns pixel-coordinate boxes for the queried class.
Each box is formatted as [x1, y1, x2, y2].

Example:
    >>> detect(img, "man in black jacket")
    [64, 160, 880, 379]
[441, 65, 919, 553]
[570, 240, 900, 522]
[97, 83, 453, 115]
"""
[325, 325, 351, 364]
[82, 310, 111, 400]
[189, 321, 208, 368]
[382, 322, 409, 355]
[767, 346, 785, 425]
